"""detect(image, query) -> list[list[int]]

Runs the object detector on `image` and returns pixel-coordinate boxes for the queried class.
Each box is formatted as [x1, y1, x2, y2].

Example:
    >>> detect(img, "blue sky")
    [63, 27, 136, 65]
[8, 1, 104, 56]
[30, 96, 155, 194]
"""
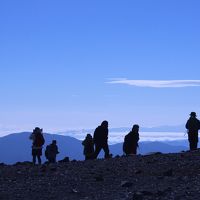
[0, 0, 200, 135]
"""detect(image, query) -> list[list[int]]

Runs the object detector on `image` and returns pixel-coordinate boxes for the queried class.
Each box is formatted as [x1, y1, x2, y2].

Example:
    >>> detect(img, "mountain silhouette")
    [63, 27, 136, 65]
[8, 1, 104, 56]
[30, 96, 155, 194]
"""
[0, 132, 188, 164]
[0, 132, 83, 164]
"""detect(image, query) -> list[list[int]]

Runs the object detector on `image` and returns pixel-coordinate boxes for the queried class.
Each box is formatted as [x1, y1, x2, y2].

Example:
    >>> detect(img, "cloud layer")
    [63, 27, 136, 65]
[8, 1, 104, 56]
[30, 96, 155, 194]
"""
[107, 79, 200, 88]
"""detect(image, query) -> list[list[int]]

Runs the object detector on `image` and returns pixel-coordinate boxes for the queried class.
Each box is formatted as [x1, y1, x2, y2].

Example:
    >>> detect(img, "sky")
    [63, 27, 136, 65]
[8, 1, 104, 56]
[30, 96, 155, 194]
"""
[0, 0, 200, 135]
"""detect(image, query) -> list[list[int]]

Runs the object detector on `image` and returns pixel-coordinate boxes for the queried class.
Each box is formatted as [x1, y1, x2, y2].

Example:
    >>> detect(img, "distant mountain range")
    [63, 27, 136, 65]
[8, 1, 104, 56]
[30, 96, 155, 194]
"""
[56, 125, 186, 141]
[0, 132, 189, 164]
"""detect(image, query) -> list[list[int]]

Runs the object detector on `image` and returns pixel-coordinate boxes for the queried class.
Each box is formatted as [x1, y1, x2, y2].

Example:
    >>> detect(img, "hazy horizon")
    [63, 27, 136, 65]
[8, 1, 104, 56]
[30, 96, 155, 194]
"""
[0, 128, 187, 145]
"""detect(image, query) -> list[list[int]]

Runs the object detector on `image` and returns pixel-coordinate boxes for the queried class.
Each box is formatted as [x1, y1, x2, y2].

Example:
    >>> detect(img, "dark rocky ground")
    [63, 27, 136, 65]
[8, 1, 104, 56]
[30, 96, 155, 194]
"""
[1, 150, 200, 200]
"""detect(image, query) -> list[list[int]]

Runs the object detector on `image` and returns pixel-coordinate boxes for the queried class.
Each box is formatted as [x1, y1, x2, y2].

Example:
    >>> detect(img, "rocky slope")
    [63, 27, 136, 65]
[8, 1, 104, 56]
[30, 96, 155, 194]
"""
[1, 150, 200, 200]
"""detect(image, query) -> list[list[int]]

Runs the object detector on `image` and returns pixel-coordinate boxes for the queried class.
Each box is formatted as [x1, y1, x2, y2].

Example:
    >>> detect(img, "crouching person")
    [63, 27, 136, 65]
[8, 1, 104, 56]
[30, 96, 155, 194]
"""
[45, 140, 59, 163]
[82, 134, 94, 160]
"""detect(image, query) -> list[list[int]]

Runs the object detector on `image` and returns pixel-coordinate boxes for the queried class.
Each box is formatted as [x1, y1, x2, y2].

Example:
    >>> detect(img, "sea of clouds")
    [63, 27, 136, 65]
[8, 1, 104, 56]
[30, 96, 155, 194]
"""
[0, 125, 187, 145]
[59, 131, 187, 144]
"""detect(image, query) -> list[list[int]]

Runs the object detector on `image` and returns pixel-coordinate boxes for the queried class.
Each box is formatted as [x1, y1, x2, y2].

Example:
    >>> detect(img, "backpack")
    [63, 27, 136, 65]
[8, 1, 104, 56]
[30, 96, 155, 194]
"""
[123, 134, 129, 154]
[35, 133, 45, 147]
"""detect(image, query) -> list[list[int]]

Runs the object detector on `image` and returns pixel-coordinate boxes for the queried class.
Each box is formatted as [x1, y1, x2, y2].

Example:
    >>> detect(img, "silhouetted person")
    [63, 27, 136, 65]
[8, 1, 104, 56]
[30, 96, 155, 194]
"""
[82, 134, 94, 160]
[45, 140, 59, 163]
[185, 112, 200, 151]
[29, 127, 45, 165]
[123, 124, 140, 155]
[93, 120, 110, 159]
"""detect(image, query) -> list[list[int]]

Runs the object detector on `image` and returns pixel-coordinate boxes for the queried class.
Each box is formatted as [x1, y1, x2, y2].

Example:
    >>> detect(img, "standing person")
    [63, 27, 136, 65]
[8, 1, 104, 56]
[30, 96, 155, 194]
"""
[185, 112, 200, 151]
[45, 140, 59, 163]
[82, 134, 94, 160]
[29, 127, 45, 165]
[123, 124, 140, 155]
[93, 120, 111, 159]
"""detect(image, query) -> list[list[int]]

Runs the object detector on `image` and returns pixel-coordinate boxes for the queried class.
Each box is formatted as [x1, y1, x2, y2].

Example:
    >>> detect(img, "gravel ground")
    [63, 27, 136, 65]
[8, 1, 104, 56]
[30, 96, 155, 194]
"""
[1, 150, 200, 200]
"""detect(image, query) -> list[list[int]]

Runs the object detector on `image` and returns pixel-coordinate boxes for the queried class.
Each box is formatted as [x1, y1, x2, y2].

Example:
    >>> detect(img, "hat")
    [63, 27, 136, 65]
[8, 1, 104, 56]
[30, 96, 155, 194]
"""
[190, 112, 196, 117]
[34, 127, 42, 132]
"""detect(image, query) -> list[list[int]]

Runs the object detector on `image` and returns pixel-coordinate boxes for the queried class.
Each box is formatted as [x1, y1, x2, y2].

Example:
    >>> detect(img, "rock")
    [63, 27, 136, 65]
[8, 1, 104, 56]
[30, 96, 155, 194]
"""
[156, 190, 165, 196]
[121, 181, 133, 187]
[50, 166, 57, 171]
[132, 192, 143, 200]
[58, 157, 70, 163]
[141, 191, 153, 196]
[163, 168, 173, 176]
[94, 175, 104, 182]
[134, 170, 142, 174]
[71, 188, 78, 193]
[40, 165, 47, 172]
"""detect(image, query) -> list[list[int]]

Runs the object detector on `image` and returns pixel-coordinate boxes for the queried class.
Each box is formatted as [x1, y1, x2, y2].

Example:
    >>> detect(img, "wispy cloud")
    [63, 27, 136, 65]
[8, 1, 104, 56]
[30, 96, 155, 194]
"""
[107, 79, 200, 88]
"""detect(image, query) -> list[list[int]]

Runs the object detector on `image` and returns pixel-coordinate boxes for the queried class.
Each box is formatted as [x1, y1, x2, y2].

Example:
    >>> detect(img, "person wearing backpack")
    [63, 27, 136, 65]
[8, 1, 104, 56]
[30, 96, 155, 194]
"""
[185, 112, 200, 150]
[29, 127, 45, 165]
[123, 124, 140, 155]
[82, 134, 94, 160]
[93, 120, 111, 159]
[45, 140, 59, 163]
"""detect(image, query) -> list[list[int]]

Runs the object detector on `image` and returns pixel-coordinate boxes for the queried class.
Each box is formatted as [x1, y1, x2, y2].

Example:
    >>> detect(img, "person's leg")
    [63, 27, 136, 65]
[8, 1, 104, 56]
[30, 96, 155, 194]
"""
[189, 133, 198, 150]
[194, 142, 198, 150]
[132, 146, 137, 154]
[103, 144, 110, 158]
[52, 157, 56, 163]
[85, 153, 93, 160]
[32, 149, 36, 164]
[32, 155, 36, 164]
[188, 134, 193, 150]
[93, 145, 102, 159]
[189, 141, 193, 150]
[193, 134, 198, 150]
[190, 139, 197, 150]
[195, 132, 198, 150]
[37, 155, 41, 164]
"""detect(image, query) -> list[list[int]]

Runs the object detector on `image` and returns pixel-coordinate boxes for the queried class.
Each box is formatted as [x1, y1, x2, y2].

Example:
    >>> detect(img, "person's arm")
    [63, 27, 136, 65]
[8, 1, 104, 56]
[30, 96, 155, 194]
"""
[123, 137, 126, 153]
[185, 120, 189, 129]
[82, 139, 86, 146]
[198, 119, 200, 130]
[29, 133, 34, 140]
[105, 128, 108, 140]
[56, 146, 59, 154]
[93, 129, 97, 144]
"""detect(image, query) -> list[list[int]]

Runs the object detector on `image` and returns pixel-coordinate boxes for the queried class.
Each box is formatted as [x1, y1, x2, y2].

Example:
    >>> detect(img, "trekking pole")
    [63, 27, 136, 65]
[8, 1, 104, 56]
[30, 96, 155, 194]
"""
[184, 130, 188, 136]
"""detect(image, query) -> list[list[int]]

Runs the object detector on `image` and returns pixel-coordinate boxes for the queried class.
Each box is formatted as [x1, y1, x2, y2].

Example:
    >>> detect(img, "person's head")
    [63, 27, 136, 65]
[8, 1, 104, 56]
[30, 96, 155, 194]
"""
[190, 112, 197, 117]
[52, 140, 57, 145]
[33, 127, 42, 133]
[86, 134, 92, 139]
[101, 120, 108, 128]
[132, 124, 139, 132]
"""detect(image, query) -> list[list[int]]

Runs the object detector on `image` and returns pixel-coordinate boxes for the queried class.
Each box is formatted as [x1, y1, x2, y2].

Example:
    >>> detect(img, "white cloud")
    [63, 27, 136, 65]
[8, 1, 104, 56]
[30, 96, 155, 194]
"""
[107, 79, 200, 88]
